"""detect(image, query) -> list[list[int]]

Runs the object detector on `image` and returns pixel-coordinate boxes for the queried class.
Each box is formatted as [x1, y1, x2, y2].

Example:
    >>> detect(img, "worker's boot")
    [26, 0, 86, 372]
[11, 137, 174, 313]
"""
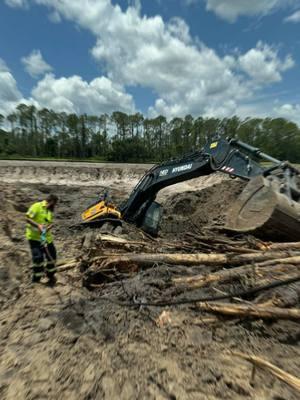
[31, 275, 41, 284]
[46, 274, 57, 287]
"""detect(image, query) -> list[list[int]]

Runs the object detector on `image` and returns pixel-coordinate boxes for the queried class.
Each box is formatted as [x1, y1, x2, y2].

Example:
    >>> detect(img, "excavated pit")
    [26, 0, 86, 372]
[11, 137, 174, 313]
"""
[0, 162, 299, 400]
[160, 179, 245, 236]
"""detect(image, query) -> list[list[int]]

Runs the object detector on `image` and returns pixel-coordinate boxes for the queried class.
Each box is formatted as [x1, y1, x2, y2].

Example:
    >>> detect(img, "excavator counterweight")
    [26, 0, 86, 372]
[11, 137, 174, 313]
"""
[81, 137, 300, 241]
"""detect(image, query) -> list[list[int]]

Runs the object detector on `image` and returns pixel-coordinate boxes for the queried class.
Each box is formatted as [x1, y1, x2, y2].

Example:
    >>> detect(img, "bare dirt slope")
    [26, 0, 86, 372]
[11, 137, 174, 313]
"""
[0, 164, 299, 400]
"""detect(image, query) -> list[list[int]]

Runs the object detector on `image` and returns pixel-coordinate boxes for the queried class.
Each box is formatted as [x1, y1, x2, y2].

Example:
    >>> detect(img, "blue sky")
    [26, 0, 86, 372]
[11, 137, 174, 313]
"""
[1, 0, 300, 123]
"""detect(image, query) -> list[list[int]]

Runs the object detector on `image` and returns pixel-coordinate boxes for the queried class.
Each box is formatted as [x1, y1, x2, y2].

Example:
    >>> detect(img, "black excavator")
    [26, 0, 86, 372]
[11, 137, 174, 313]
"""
[81, 136, 300, 241]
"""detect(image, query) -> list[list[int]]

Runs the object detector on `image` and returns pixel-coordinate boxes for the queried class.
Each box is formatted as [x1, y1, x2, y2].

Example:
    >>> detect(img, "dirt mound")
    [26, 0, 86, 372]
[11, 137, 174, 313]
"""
[0, 178, 300, 400]
[160, 179, 246, 235]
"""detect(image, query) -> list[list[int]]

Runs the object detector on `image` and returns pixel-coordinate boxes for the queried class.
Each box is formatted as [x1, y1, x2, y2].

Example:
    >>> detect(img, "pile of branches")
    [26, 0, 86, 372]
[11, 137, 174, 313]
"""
[62, 231, 300, 321]
[58, 231, 300, 396]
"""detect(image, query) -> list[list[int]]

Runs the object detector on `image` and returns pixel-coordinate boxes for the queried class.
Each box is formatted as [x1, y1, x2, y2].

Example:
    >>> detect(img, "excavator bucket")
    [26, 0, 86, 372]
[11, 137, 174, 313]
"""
[226, 176, 300, 241]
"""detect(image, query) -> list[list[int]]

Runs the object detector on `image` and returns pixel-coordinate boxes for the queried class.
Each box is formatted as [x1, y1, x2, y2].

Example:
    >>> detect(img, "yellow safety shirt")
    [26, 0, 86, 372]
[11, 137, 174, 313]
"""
[26, 200, 53, 243]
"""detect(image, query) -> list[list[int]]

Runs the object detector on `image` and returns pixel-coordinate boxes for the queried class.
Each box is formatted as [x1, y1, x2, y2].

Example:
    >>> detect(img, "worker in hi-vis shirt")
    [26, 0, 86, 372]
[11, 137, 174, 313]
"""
[25, 194, 59, 286]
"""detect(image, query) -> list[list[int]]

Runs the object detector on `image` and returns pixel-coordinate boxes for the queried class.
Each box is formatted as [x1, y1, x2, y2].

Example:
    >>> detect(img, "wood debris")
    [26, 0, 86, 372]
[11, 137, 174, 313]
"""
[77, 232, 300, 321]
[230, 352, 300, 393]
[196, 302, 300, 321]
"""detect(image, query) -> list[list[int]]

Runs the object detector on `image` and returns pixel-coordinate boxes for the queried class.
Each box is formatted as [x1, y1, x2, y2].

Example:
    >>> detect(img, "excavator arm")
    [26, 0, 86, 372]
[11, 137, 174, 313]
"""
[120, 137, 275, 234]
[82, 136, 300, 240]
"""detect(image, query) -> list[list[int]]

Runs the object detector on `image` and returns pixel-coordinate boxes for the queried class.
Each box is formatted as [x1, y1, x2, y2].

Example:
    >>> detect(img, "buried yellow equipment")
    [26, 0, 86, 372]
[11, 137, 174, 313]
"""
[81, 193, 121, 227]
[81, 137, 300, 241]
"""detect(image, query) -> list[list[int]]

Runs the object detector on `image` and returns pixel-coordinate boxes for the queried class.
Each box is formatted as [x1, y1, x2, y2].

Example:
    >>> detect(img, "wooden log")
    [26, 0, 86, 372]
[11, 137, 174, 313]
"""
[94, 234, 196, 253]
[267, 242, 300, 251]
[184, 232, 247, 247]
[56, 258, 78, 272]
[231, 352, 300, 393]
[214, 245, 261, 254]
[253, 255, 300, 268]
[196, 302, 300, 321]
[99, 251, 300, 270]
[57, 262, 78, 272]
[173, 263, 299, 288]
[254, 277, 300, 308]
[214, 275, 300, 308]
[56, 258, 77, 267]
[96, 234, 148, 247]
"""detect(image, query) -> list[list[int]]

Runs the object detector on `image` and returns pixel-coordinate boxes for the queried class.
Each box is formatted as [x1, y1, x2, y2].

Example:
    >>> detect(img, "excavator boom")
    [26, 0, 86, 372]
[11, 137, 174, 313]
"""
[81, 137, 300, 240]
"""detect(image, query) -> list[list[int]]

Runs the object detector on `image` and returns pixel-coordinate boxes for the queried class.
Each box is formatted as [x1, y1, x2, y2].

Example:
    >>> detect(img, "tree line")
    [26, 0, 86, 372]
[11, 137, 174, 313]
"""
[0, 103, 300, 163]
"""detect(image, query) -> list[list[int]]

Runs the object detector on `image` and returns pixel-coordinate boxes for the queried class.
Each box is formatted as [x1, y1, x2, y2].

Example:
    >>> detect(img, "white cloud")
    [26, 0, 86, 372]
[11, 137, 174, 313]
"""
[238, 42, 294, 84]
[31, 74, 135, 115]
[97, 27, 248, 117]
[30, 0, 253, 117]
[203, 0, 297, 22]
[4, 0, 28, 8]
[0, 57, 135, 116]
[48, 10, 61, 23]
[284, 10, 300, 22]
[21, 49, 53, 78]
[3, 0, 297, 119]
[0, 59, 24, 116]
[274, 103, 300, 124]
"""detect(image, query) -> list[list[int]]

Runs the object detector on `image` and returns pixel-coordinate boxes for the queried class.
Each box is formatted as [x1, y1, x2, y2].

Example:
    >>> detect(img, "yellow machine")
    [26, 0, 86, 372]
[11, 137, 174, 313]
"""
[81, 193, 121, 225]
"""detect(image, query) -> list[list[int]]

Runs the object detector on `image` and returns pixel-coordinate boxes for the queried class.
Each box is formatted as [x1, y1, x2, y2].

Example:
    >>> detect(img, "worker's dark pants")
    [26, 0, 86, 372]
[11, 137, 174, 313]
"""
[29, 240, 57, 282]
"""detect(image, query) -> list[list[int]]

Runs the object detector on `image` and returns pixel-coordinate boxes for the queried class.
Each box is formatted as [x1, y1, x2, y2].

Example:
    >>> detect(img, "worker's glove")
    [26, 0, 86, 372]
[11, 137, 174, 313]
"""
[38, 224, 45, 232]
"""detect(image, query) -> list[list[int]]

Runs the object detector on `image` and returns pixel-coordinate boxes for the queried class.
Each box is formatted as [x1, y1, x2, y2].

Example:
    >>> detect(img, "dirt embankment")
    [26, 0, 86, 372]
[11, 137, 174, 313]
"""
[0, 164, 299, 400]
[0, 160, 231, 193]
[0, 160, 152, 186]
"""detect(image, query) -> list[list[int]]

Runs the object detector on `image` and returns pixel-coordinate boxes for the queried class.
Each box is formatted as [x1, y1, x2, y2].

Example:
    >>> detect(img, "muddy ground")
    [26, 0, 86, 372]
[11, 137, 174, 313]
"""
[0, 165, 299, 400]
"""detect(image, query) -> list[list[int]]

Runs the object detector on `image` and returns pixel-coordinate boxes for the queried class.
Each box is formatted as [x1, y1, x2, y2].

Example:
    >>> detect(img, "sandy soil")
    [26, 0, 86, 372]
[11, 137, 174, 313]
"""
[0, 163, 299, 400]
